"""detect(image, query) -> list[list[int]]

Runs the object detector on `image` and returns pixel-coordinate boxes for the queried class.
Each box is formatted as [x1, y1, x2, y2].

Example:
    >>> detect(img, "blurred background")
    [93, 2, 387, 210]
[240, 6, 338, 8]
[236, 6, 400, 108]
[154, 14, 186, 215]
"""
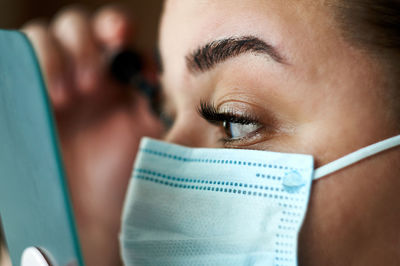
[0, 0, 163, 50]
[0, 1, 163, 265]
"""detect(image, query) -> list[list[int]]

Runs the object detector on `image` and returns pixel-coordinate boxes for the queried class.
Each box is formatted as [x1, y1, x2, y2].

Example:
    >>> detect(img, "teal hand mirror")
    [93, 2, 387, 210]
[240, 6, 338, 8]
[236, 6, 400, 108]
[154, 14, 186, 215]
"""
[0, 30, 84, 266]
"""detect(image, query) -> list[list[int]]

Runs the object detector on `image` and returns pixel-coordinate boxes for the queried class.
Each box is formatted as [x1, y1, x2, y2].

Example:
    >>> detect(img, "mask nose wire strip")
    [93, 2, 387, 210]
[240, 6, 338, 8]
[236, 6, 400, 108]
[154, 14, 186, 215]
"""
[314, 135, 400, 180]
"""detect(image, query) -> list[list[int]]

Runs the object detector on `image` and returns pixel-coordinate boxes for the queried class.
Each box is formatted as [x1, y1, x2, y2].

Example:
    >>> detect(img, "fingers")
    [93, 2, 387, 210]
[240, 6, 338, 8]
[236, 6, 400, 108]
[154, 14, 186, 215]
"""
[22, 20, 70, 108]
[22, 5, 137, 107]
[52, 6, 104, 94]
[93, 5, 135, 51]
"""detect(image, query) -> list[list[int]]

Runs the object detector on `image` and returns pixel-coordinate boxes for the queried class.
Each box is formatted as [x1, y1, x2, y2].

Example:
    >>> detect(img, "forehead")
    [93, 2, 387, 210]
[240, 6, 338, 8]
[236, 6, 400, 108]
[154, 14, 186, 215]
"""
[160, 0, 331, 51]
[159, 0, 336, 82]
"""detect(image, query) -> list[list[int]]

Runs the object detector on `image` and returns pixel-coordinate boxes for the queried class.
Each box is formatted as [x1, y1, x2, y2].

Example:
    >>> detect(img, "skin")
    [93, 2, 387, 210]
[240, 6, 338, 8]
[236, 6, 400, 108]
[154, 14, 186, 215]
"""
[23, 0, 400, 265]
[159, 1, 400, 265]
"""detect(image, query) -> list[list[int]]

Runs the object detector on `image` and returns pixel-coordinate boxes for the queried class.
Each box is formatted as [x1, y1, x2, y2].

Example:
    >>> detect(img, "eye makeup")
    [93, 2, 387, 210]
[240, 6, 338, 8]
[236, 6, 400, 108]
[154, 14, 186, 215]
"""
[197, 100, 278, 146]
[198, 101, 261, 127]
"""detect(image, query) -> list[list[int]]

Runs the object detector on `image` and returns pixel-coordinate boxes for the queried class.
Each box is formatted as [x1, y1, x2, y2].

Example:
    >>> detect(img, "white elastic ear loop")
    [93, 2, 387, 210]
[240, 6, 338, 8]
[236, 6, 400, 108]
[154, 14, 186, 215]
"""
[314, 135, 400, 180]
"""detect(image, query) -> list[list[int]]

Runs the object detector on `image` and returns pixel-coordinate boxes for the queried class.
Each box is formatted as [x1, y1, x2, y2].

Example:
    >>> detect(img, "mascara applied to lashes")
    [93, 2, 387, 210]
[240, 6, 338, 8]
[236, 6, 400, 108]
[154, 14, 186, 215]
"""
[197, 101, 259, 125]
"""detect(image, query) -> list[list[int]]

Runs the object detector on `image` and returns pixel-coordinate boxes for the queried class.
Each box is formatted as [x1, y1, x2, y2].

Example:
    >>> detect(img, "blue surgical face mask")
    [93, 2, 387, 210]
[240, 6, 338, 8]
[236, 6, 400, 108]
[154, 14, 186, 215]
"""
[120, 135, 400, 266]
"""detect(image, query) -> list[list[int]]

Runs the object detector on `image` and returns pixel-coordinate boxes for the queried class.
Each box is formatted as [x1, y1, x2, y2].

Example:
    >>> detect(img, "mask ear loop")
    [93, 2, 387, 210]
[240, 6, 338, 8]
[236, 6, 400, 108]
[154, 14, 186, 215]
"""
[314, 135, 400, 180]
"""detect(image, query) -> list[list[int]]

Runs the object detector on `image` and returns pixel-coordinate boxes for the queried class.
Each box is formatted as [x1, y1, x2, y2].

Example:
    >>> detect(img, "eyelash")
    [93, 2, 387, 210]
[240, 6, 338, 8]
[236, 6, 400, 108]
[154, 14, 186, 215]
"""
[197, 101, 262, 143]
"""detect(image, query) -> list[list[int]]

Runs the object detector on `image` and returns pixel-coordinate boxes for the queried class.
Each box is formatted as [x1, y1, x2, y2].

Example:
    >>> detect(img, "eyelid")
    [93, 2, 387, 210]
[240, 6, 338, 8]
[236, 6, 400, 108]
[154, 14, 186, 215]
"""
[197, 100, 261, 126]
[197, 99, 286, 147]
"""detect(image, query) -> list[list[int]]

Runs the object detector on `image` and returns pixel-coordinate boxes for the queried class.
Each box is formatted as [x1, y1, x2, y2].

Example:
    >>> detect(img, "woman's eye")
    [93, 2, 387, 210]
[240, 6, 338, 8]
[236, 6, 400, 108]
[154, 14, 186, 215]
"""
[197, 101, 268, 144]
[222, 121, 262, 140]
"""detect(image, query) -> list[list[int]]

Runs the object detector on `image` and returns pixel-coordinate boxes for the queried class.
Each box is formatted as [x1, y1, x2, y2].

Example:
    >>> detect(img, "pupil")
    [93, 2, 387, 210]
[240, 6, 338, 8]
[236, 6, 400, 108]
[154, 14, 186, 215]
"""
[223, 121, 233, 138]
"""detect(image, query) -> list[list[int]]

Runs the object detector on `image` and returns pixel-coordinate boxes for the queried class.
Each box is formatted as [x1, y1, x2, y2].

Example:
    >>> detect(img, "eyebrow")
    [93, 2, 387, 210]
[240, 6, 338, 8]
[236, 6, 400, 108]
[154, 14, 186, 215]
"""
[186, 36, 285, 74]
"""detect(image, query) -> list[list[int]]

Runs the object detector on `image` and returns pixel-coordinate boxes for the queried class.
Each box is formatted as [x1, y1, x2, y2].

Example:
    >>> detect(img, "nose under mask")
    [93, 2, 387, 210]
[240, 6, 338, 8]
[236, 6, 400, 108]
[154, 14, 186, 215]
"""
[120, 135, 400, 266]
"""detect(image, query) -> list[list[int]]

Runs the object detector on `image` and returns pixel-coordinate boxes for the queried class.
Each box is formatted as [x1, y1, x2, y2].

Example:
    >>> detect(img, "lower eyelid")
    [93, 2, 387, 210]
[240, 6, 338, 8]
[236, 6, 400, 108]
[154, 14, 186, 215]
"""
[228, 123, 262, 139]
[223, 124, 279, 147]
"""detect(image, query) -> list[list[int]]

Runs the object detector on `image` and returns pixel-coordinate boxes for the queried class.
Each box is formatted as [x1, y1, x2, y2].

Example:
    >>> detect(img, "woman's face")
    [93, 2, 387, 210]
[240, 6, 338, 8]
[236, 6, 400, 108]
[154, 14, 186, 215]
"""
[158, 0, 400, 264]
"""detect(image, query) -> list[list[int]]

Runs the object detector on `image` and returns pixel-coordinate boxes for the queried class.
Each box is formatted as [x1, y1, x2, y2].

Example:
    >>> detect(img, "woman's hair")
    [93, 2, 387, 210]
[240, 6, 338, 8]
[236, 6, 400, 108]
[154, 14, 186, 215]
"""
[333, 0, 400, 119]
[335, 0, 400, 51]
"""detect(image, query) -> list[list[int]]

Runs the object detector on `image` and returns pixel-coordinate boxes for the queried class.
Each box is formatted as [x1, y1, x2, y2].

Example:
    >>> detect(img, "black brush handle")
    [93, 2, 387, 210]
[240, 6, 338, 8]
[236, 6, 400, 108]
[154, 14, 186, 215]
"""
[110, 50, 143, 84]
[110, 49, 158, 98]
[110, 49, 160, 111]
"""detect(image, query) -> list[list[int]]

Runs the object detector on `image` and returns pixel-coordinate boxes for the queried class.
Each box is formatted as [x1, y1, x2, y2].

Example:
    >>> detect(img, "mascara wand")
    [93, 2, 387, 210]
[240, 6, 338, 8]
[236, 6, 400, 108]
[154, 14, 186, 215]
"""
[110, 49, 159, 102]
